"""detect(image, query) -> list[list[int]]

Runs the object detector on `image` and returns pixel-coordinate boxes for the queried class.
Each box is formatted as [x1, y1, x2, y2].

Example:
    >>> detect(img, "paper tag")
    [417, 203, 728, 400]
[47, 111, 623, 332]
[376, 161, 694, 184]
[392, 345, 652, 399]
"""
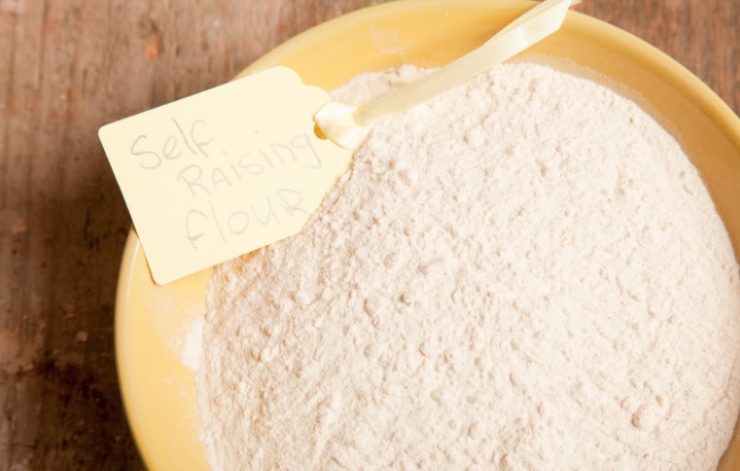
[99, 67, 352, 284]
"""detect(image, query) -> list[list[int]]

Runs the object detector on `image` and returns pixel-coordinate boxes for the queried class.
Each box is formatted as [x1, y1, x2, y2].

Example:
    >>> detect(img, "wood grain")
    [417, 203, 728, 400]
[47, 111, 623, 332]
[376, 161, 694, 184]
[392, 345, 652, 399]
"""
[0, 1, 736, 469]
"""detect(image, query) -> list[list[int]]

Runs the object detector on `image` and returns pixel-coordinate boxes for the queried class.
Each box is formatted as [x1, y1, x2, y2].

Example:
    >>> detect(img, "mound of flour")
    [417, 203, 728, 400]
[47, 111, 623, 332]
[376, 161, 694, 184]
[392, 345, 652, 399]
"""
[196, 63, 740, 470]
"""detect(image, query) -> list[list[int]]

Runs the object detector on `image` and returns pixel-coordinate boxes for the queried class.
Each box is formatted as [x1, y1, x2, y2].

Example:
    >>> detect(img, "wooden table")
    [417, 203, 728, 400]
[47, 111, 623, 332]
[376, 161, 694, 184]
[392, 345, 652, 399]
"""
[0, 0, 736, 469]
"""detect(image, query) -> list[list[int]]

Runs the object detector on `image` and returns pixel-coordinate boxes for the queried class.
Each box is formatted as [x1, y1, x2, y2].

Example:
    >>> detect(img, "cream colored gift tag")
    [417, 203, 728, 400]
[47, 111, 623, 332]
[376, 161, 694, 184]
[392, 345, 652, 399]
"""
[99, 67, 351, 284]
[101, 0, 577, 285]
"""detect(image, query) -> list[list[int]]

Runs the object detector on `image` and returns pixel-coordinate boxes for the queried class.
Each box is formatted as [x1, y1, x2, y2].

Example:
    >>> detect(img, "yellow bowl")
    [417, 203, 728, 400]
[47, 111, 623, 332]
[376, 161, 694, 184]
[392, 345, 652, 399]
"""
[115, 1, 740, 469]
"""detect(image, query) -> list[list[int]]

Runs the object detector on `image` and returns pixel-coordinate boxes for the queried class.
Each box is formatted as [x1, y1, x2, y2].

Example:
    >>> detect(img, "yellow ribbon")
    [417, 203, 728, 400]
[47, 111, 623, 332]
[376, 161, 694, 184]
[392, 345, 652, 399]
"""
[316, 0, 578, 150]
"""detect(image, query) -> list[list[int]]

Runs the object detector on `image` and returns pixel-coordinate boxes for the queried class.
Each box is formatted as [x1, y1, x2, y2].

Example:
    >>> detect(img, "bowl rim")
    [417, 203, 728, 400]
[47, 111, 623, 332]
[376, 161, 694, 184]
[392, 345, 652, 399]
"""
[115, 0, 740, 469]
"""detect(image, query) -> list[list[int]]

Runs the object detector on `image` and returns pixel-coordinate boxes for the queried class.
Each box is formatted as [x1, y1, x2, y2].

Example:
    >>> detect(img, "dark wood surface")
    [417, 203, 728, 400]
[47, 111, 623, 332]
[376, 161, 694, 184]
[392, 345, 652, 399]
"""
[0, 1, 737, 469]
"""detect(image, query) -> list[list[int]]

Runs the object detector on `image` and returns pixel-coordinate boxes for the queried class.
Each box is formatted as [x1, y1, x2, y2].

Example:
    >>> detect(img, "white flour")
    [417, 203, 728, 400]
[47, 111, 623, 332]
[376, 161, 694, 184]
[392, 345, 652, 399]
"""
[196, 63, 740, 470]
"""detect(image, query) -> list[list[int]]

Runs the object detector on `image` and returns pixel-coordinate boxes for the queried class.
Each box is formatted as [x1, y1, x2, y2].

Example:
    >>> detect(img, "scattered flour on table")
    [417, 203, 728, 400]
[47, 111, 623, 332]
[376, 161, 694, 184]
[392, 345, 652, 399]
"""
[195, 63, 740, 470]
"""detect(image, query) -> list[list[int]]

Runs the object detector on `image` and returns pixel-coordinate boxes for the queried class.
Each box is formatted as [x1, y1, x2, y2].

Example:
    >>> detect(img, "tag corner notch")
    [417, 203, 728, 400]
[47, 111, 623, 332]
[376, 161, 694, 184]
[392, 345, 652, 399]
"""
[149, 265, 175, 287]
[98, 123, 111, 140]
